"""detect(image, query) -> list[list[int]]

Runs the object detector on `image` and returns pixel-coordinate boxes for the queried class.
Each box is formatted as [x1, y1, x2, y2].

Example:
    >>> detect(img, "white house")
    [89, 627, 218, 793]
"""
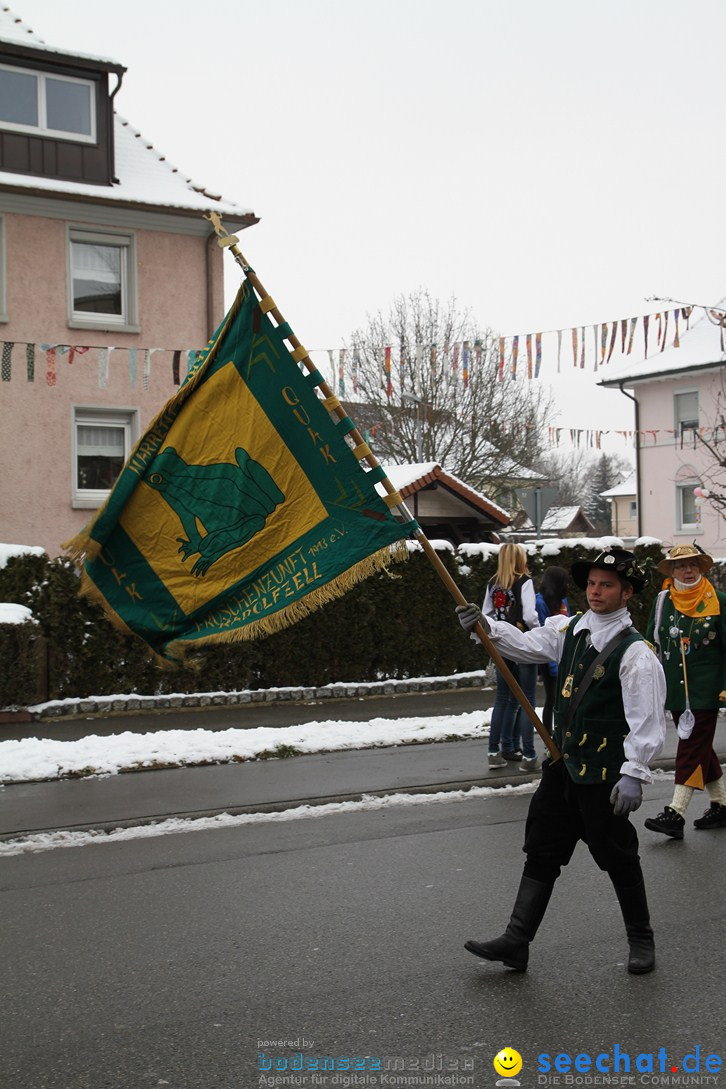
[600, 472, 637, 541]
[599, 306, 726, 556]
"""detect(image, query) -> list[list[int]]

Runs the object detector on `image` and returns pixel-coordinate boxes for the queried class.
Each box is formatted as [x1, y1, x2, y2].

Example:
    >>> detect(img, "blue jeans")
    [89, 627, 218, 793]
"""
[489, 660, 538, 760]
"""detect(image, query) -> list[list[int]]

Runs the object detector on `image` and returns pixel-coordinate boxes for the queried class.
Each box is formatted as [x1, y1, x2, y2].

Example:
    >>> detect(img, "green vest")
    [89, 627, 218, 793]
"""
[646, 588, 726, 711]
[554, 618, 644, 785]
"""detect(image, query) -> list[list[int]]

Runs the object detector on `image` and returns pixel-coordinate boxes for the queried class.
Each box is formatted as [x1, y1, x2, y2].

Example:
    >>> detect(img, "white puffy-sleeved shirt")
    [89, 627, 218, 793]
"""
[479, 607, 667, 783]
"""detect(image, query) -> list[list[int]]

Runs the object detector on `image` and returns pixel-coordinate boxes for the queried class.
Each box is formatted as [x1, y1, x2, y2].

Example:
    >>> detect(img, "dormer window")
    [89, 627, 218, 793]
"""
[0, 62, 96, 142]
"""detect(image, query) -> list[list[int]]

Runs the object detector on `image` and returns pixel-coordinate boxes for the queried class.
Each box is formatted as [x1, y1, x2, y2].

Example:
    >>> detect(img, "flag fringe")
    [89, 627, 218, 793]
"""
[165, 540, 409, 662]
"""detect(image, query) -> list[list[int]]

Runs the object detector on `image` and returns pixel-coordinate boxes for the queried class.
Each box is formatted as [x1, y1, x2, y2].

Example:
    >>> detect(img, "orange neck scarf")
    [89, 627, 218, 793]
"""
[663, 576, 720, 618]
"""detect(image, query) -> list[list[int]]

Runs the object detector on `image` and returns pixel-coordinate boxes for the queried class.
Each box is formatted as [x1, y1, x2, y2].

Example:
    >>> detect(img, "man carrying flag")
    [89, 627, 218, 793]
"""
[456, 548, 666, 975]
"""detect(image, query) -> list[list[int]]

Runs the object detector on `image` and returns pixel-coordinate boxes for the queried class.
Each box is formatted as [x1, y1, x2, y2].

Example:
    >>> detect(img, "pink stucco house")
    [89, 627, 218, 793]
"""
[600, 307, 726, 557]
[0, 8, 256, 555]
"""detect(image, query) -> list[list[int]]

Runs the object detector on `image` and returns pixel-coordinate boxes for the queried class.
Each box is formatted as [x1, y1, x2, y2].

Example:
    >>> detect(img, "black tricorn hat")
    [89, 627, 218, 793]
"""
[570, 547, 647, 594]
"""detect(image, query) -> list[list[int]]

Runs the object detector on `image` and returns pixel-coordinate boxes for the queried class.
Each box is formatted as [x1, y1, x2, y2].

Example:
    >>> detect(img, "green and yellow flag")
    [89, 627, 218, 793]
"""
[65, 279, 417, 660]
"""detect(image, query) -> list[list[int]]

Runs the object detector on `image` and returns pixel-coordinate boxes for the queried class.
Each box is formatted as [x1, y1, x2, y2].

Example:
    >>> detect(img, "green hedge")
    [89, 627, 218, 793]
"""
[0, 538, 703, 707]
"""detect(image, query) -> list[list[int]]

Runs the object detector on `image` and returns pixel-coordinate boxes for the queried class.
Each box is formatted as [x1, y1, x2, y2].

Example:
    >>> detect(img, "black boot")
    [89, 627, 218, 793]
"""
[613, 880, 655, 975]
[465, 876, 554, 972]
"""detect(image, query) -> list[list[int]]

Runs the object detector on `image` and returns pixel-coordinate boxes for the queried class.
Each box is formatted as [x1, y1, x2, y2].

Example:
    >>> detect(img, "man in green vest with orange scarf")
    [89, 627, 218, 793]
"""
[644, 543, 726, 839]
[456, 547, 666, 975]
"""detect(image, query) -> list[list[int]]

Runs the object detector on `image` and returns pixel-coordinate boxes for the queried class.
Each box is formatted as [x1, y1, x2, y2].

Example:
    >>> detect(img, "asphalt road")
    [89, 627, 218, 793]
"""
[1, 778, 724, 1089]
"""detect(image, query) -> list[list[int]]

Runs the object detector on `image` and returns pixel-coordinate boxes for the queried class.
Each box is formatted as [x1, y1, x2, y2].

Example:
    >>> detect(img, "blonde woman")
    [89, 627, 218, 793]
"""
[482, 543, 540, 770]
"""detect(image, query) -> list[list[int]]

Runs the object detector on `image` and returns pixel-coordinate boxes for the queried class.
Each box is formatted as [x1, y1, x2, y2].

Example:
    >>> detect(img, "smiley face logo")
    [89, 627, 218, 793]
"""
[493, 1047, 523, 1078]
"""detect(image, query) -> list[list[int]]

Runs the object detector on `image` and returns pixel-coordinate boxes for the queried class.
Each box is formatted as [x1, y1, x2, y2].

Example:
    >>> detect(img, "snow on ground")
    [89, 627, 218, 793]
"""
[0, 709, 494, 783]
[0, 782, 540, 858]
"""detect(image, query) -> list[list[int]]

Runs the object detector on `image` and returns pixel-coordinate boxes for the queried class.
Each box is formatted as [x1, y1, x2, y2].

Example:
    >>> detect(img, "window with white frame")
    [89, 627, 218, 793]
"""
[628, 500, 637, 518]
[0, 63, 96, 142]
[674, 390, 699, 445]
[676, 482, 699, 531]
[73, 408, 136, 507]
[68, 228, 137, 328]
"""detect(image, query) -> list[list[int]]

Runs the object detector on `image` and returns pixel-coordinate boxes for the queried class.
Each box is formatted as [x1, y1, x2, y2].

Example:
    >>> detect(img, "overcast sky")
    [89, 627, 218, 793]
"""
[16, 0, 726, 438]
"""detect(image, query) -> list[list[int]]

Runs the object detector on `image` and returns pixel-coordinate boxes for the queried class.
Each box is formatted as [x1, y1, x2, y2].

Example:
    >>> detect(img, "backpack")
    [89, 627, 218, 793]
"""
[488, 574, 527, 629]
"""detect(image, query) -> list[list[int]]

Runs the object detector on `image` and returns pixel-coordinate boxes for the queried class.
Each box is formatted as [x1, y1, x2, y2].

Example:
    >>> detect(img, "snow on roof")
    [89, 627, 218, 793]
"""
[378, 462, 510, 523]
[0, 4, 120, 67]
[381, 462, 439, 491]
[599, 303, 726, 388]
[600, 472, 636, 498]
[540, 505, 593, 531]
[0, 7, 252, 218]
[0, 111, 253, 218]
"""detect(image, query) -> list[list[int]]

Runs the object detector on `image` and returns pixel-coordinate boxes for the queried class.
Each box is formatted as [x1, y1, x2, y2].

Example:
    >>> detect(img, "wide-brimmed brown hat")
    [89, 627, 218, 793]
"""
[657, 543, 713, 576]
[570, 547, 647, 594]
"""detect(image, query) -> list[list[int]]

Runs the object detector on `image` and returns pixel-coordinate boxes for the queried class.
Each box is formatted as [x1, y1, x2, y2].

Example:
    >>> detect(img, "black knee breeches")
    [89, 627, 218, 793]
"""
[522, 758, 643, 887]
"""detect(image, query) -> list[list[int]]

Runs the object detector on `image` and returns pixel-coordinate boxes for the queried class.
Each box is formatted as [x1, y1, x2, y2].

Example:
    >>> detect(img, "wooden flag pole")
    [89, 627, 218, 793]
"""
[205, 213, 561, 762]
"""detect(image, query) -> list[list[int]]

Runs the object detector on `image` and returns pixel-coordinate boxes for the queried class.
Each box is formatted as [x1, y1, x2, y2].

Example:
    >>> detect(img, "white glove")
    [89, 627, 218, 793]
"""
[455, 603, 484, 633]
[609, 774, 642, 815]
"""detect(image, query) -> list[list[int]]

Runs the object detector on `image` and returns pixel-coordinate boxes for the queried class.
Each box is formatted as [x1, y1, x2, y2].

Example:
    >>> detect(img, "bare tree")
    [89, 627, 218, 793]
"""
[541, 448, 633, 531]
[347, 290, 552, 489]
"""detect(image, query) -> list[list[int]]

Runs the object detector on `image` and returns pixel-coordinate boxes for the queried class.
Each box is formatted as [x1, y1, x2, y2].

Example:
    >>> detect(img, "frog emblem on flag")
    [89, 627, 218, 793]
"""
[145, 446, 285, 576]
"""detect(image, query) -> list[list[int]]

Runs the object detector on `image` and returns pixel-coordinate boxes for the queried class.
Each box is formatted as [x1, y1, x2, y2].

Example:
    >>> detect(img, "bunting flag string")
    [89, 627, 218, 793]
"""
[0, 337, 209, 390]
[2, 303, 721, 400]
[600, 322, 607, 368]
